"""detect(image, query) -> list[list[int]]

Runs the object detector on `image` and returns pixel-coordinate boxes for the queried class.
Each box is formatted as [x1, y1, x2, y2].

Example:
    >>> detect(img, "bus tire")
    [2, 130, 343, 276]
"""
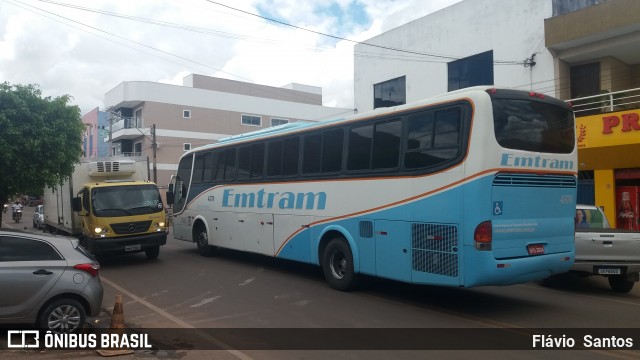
[608, 275, 634, 293]
[195, 225, 216, 257]
[322, 237, 357, 291]
[145, 245, 160, 260]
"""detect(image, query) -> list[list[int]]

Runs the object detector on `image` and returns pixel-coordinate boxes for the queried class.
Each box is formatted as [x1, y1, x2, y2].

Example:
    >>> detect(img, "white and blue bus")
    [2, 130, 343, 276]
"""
[167, 87, 577, 291]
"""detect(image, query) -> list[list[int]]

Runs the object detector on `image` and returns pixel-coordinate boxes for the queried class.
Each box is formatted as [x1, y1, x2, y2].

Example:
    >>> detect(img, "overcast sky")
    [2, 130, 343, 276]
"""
[0, 0, 463, 115]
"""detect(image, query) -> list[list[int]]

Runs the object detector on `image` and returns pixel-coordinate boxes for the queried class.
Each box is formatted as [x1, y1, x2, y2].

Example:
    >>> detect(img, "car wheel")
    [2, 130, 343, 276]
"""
[322, 237, 357, 291]
[195, 225, 216, 257]
[38, 298, 86, 333]
[145, 245, 160, 260]
[608, 275, 634, 293]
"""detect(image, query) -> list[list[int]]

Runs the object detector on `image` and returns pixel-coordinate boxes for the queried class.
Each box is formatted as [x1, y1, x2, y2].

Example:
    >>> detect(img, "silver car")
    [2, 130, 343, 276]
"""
[0, 229, 104, 333]
[33, 204, 44, 229]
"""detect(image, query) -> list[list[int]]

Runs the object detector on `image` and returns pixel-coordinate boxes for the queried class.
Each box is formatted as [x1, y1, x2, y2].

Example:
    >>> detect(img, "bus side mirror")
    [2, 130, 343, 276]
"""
[166, 191, 174, 205]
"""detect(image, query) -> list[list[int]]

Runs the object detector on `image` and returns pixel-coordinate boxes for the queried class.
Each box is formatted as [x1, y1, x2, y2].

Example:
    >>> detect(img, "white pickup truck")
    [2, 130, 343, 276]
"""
[573, 204, 640, 292]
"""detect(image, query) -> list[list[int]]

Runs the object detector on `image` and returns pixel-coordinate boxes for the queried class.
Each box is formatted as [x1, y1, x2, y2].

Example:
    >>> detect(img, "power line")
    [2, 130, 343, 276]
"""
[203, 0, 524, 65]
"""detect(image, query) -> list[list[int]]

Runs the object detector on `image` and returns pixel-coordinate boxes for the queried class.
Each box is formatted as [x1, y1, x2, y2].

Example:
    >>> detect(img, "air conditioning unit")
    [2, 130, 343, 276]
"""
[88, 160, 136, 176]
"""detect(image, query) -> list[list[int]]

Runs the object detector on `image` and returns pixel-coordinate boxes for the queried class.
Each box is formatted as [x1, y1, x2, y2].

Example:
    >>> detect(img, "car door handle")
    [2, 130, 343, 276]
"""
[33, 269, 53, 275]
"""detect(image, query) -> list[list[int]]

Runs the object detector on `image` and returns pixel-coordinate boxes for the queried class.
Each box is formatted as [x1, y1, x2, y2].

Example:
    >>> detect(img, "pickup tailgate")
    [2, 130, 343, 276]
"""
[575, 228, 640, 262]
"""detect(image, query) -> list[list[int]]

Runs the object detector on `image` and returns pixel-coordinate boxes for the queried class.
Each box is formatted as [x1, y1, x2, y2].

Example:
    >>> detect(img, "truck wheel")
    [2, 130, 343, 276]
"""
[608, 275, 634, 293]
[195, 225, 216, 257]
[145, 246, 160, 260]
[322, 237, 357, 291]
[38, 298, 86, 333]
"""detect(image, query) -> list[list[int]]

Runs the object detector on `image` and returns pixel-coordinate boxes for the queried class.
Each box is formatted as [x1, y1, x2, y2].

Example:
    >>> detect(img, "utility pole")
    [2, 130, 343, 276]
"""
[152, 124, 157, 184]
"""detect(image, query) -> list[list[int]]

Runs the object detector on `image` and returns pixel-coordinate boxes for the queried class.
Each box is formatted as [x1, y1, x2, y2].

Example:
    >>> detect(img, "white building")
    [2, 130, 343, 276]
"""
[354, 0, 639, 113]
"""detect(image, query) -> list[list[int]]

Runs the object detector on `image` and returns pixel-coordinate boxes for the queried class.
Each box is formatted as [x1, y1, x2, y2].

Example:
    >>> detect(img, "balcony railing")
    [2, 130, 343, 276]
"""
[111, 118, 142, 132]
[569, 88, 640, 116]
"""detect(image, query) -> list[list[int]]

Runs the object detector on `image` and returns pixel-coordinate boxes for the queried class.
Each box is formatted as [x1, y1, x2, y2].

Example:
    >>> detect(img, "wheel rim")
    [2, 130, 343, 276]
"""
[329, 251, 347, 280]
[47, 305, 82, 332]
[197, 231, 208, 249]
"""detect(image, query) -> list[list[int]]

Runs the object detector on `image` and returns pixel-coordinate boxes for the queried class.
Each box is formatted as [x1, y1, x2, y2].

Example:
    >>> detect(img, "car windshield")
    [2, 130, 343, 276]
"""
[91, 184, 163, 217]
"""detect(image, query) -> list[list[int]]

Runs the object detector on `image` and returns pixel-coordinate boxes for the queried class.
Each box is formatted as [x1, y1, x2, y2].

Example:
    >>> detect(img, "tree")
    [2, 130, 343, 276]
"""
[0, 82, 84, 226]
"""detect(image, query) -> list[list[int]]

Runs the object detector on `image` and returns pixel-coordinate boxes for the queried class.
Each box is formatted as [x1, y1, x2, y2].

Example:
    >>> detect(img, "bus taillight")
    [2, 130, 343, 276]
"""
[474, 221, 492, 251]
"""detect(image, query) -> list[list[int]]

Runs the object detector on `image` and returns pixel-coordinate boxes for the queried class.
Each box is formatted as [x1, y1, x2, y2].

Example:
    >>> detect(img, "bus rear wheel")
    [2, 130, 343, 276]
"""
[195, 225, 216, 257]
[322, 237, 357, 291]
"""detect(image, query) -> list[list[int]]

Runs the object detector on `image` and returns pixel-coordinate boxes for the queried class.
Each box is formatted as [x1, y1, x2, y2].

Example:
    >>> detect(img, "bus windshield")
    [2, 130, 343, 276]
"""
[492, 98, 574, 154]
[91, 184, 163, 217]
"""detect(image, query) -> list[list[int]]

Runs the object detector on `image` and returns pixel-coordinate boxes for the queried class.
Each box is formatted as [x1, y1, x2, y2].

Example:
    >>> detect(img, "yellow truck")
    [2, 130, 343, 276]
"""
[43, 158, 167, 259]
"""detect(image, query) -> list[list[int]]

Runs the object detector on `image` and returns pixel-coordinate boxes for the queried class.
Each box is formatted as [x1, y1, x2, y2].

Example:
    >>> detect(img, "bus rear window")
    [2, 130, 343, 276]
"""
[492, 99, 574, 154]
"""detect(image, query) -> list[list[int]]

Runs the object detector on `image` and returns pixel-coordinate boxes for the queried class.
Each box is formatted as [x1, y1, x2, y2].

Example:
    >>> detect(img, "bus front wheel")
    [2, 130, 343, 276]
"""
[195, 225, 216, 257]
[322, 237, 357, 291]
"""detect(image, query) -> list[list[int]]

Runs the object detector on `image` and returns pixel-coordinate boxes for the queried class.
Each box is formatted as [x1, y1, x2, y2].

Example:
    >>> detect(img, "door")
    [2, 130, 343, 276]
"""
[0, 236, 66, 319]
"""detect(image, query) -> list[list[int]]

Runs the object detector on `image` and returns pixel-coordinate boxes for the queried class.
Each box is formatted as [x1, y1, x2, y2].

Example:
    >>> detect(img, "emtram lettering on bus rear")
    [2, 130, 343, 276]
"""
[500, 153, 573, 170]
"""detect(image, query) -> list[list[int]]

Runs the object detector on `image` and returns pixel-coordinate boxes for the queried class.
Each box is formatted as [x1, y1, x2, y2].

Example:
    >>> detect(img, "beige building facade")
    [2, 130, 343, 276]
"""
[104, 74, 353, 190]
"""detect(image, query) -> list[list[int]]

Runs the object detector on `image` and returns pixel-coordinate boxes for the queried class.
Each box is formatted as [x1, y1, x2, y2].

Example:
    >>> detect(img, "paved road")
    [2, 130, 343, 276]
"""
[2, 208, 640, 359]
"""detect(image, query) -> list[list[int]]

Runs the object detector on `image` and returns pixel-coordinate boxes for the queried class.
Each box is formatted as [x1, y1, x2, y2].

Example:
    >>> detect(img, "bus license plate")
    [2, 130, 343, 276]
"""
[597, 268, 621, 275]
[527, 244, 545, 255]
[125, 244, 141, 252]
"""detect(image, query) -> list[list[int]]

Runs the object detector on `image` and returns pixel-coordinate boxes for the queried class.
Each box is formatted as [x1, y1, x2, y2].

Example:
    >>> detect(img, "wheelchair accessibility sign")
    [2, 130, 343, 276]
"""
[493, 201, 503, 216]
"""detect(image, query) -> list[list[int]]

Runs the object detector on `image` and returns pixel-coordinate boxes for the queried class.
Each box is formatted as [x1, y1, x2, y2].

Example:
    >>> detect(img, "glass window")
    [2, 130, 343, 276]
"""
[173, 154, 193, 213]
[192, 153, 205, 184]
[347, 125, 373, 171]
[0, 236, 63, 262]
[251, 143, 265, 178]
[570, 63, 600, 98]
[434, 109, 461, 147]
[448, 51, 494, 91]
[202, 152, 213, 182]
[493, 99, 575, 154]
[212, 151, 223, 181]
[374, 76, 406, 109]
[92, 184, 163, 217]
[267, 140, 284, 177]
[372, 120, 401, 169]
[404, 108, 462, 170]
[241, 114, 262, 126]
[224, 148, 236, 181]
[303, 134, 322, 174]
[271, 118, 289, 126]
[282, 137, 300, 176]
[238, 146, 251, 179]
[322, 129, 344, 173]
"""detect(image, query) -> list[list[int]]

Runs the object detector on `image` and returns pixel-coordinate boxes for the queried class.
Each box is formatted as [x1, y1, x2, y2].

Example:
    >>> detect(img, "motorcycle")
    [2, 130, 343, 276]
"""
[12, 209, 22, 223]
[3, 204, 7, 213]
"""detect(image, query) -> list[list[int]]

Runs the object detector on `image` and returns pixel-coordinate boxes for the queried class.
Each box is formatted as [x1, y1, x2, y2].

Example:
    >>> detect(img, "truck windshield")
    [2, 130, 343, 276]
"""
[91, 184, 163, 217]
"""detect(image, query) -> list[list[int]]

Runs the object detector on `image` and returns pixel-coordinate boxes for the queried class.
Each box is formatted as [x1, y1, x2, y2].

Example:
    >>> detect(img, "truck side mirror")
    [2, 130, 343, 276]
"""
[72, 197, 82, 212]
[166, 191, 174, 205]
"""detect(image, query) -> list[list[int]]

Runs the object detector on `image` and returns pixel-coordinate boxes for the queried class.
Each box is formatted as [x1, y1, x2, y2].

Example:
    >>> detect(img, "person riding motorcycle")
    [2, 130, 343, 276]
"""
[11, 201, 22, 221]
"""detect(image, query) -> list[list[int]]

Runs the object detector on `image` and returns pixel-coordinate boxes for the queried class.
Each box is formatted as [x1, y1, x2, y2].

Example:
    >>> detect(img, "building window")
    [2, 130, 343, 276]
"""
[374, 76, 406, 109]
[134, 142, 142, 156]
[271, 118, 289, 127]
[570, 62, 600, 98]
[448, 50, 494, 92]
[183, 110, 191, 119]
[183, 143, 191, 152]
[241, 114, 262, 126]
[134, 108, 142, 128]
